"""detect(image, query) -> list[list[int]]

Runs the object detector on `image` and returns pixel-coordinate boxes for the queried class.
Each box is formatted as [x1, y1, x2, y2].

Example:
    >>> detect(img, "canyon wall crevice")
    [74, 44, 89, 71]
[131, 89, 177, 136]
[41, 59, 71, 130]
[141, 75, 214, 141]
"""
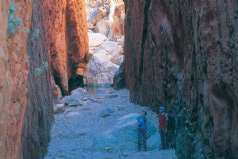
[42, 0, 89, 96]
[124, 0, 238, 158]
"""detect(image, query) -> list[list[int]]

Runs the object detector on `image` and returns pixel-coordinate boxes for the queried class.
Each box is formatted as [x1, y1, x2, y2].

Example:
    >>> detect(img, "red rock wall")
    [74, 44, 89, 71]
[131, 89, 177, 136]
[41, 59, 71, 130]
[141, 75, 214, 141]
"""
[124, 0, 238, 158]
[42, 0, 89, 95]
[0, 0, 89, 158]
[21, 0, 54, 158]
[0, 1, 11, 158]
[110, 4, 125, 40]
[6, 0, 32, 159]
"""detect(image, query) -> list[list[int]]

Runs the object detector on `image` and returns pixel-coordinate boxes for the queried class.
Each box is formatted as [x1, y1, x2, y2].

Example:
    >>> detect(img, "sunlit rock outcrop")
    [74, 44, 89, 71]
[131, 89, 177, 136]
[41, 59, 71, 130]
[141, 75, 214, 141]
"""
[124, 0, 238, 158]
[42, 0, 89, 95]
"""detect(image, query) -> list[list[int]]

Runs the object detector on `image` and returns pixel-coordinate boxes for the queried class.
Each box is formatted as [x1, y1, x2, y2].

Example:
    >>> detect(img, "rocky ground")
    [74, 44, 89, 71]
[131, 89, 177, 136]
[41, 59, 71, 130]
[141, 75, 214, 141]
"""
[44, 87, 177, 159]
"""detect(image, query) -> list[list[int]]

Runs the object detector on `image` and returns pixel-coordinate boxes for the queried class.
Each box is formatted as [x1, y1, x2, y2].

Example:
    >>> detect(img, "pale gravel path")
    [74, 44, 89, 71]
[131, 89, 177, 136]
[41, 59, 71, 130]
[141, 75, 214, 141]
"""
[44, 87, 177, 159]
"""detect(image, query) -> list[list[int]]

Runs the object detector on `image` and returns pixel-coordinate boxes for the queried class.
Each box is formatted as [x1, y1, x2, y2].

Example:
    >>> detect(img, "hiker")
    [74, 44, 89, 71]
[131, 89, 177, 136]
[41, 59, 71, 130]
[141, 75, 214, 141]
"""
[137, 111, 148, 151]
[158, 106, 168, 150]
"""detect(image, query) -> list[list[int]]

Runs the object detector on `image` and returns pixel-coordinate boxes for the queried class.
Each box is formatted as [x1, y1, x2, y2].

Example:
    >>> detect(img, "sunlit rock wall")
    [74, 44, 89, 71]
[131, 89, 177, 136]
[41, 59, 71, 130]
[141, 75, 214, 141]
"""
[0, 0, 89, 158]
[5, 0, 32, 159]
[124, 0, 238, 158]
[42, 0, 89, 95]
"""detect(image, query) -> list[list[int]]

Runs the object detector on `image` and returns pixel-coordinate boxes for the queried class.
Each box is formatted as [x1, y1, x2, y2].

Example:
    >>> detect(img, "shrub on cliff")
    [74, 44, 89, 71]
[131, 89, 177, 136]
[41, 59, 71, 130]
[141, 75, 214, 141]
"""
[8, 2, 22, 35]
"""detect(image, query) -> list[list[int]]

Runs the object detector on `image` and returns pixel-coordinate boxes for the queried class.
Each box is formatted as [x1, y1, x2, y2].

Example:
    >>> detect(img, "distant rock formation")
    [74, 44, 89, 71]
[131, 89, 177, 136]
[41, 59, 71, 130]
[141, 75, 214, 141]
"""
[84, 0, 125, 87]
[124, 0, 238, 158]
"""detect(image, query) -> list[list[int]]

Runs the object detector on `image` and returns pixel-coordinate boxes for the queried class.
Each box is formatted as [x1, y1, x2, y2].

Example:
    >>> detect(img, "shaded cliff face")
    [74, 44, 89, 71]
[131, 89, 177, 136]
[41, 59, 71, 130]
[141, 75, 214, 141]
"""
[42, 0, 89, 95]
[124, 0, 238, 158]
[21, 0, 54, 158]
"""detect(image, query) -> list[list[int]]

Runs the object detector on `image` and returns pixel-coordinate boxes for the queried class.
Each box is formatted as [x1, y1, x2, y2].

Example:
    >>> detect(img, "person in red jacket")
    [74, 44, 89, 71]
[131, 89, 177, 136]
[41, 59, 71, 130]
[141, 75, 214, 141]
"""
[158, 106, 168, 150]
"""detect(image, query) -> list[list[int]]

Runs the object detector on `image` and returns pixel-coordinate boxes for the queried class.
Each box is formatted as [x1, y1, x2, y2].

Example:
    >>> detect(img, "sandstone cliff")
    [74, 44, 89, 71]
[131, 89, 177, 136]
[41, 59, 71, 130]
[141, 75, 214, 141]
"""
[6, 1, 32, 159]
[0, 0, 89, 158]
[42, 0, 89, 95]
[0, 0, 11, 158]
[21, 0, 54, 158]
[124, 0, 238, 158]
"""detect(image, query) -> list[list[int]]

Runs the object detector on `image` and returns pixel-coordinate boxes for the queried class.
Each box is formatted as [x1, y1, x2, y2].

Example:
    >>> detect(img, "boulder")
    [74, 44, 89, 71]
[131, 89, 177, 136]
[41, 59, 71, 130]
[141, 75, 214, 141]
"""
[100, 108, 114, 118]
[65, 112, 80, 118]
[85, 41, 122, 86]
[117, 105, 125, 111]
[54, 104, 65, 114]
[97, 41, 122, 56]
[113, 61, 125, 90]
[94, 17, 110, 36]
[92, 113, 160, 151]
[87, 22, 95, 30]
[110, 54, 124, 65]
[87, 8, 104, 25]
[88, 32, 107, 49]
[109, 4, 125, 41]
[84, 52, 119, 87]
[59, 88, 91, 105]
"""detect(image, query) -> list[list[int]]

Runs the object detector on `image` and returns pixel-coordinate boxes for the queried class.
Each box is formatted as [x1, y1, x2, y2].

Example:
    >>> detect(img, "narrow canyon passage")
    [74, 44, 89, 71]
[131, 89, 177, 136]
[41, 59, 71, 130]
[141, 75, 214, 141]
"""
[44, 87, 177, 159]
[0, 0, 238, 159]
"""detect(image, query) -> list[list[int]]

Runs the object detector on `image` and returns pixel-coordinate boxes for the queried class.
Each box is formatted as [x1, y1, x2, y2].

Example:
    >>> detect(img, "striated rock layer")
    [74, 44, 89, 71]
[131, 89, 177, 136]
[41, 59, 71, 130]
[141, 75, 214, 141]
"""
[124, 0, 238, 158]
[42, 0, 89, 95]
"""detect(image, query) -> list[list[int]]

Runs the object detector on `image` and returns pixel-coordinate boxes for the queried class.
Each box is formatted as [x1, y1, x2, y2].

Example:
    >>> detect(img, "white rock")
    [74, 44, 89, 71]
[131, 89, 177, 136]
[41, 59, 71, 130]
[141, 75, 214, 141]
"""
[53, 104, 65, 114]
[88, 32, 107, 49]
[94, 17, 110, 36]
[65, 112, 80, 117]
[96, 41, 121, 56]
[110, 54, 124, 65]
[87, 8, 104, 25]
[85, 41, 122, 86]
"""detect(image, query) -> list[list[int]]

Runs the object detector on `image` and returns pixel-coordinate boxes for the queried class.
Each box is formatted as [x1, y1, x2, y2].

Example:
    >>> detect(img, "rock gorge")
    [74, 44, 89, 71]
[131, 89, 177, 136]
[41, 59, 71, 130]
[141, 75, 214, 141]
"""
[0, 0, 88, 158]
[1, 0, 238, 159]
[124, 0, 238, 159]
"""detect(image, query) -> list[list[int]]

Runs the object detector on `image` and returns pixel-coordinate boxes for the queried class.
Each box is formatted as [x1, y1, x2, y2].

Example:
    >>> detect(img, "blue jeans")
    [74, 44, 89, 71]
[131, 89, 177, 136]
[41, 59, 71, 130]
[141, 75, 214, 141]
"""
[138, 128, 147, 151]
[160, 129, 167, 149]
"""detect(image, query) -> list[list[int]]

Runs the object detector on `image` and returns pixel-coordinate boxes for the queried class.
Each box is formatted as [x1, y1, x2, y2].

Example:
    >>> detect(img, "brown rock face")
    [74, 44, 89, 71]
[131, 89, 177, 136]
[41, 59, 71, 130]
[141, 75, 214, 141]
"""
[124, 0, 238, 158]
[42, 0, 89, 95]
[0, 1, 11, 158]
[0, 0, 88, 158]
[21, 0, 54, 158]
[110, 4, 125, 40]
[6, 1, 32, 159]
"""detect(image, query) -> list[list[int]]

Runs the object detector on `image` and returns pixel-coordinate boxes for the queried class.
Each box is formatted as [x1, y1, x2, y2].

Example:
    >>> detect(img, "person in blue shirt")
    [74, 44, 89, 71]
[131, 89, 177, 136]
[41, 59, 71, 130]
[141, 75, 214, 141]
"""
[137, 111, 148, 151]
